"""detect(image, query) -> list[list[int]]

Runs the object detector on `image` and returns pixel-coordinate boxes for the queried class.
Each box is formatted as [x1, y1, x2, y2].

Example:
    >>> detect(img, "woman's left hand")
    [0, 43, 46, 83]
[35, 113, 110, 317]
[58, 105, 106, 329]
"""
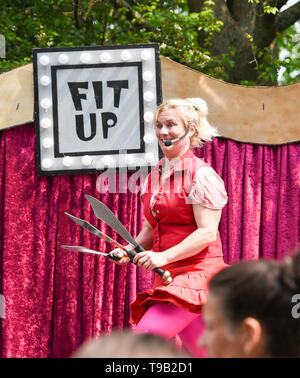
[132, 251, 168, 271]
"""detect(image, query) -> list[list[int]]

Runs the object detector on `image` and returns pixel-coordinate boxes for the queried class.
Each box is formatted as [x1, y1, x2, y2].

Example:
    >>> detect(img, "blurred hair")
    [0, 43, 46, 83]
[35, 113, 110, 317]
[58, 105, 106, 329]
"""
[72, 329, 190, 358]
[155, 97, 218, 147]
[208, 250, 300, 358]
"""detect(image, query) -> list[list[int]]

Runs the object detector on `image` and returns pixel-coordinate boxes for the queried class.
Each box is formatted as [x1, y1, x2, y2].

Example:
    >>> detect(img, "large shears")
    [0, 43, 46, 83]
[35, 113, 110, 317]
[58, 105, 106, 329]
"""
[62, 194, 172, 283]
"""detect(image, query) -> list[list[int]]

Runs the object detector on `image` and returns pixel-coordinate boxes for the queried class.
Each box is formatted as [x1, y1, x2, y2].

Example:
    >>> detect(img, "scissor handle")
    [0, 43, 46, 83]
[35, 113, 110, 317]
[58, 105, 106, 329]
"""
[107, 253, 121, 262]
[108, 247, 172, 283]
[126, 248, 172, 284]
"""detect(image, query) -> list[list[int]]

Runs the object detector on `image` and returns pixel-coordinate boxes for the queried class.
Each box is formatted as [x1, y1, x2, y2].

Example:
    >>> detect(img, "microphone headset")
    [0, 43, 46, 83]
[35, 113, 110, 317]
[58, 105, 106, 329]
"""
[163, 124, 191, 147]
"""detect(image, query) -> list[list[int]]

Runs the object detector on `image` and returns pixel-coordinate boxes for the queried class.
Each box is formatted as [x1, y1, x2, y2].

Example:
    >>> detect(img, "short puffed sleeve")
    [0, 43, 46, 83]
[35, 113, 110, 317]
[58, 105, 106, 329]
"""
[188, 166, 228, 209]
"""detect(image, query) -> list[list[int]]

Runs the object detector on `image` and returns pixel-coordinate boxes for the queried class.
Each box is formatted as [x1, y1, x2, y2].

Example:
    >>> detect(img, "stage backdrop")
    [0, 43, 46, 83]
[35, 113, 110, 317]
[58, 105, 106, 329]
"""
[0, 123, 299, 357]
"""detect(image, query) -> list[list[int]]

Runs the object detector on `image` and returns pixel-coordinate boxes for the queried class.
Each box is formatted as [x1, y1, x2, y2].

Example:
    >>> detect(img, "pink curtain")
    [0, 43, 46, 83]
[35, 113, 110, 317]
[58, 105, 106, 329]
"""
[0, 123, 299, 357]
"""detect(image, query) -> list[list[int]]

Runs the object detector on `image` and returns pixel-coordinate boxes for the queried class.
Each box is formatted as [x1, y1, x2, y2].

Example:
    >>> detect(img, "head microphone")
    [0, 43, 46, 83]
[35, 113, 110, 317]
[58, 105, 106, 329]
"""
[163, 125, 191, 147]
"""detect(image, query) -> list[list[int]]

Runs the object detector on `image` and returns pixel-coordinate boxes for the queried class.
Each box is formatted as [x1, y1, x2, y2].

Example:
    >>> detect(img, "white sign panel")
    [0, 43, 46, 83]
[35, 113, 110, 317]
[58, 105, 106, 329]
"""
[33, 44, 162, 175]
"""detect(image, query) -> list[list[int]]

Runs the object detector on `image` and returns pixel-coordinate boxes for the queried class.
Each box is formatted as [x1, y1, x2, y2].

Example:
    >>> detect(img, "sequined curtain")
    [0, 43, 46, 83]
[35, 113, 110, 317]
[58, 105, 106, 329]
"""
[0, 124, 299, 357]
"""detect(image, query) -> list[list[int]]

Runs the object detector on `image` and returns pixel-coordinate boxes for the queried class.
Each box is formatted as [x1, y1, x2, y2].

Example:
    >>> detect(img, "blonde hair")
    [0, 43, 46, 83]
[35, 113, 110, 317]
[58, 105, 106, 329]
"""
[155, 97, 218, 147]
[72, 329, 190, 358]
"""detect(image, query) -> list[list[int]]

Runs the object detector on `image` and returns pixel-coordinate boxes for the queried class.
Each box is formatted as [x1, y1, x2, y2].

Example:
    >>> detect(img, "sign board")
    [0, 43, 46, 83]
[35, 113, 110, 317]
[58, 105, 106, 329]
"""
[33, 44, 162, 175]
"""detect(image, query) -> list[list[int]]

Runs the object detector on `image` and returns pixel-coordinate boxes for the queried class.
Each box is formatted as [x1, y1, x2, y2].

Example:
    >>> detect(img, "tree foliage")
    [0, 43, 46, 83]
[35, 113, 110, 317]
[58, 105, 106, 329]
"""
[0, 0, 299, 85]
[0, 0, 218, 73]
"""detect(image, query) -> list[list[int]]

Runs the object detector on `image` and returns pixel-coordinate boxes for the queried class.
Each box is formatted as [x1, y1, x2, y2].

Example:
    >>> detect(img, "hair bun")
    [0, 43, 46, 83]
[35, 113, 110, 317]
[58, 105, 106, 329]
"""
[186, 98, 208, 117]
[280, 251, 300, 291]
[292, 251, 300, 290]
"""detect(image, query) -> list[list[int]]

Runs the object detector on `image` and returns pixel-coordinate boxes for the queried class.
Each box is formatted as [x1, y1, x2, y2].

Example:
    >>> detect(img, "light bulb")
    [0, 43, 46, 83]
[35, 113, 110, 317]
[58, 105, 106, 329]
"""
[144, 91, 154, 102]
[63, 156, 72, 167]
[144, 112, 154, 123]
[42, 138, 53, 149]
[42, 158, 52, 169]
[41, 118, 52, 129]
[124, 154, 134, 165]
[102, 156, 113, 166]
[39, 55, 49, 66]
[40, 76, 50, 86]
[80, 52, 91, 63]
[81, 155, 93, 166]
[143, 71, 153, 82]
[58, 54, 69, 64]
[141, 50, 151, 61]
[100, 52, 110, 63]
[143, 133, 154, 144]
[121, 50, 131, 61]
[40, 98, 51, 110]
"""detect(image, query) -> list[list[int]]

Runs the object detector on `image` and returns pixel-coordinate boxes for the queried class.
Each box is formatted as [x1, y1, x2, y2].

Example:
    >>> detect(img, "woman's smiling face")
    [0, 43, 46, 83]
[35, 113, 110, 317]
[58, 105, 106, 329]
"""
[155, 108, 193, 159]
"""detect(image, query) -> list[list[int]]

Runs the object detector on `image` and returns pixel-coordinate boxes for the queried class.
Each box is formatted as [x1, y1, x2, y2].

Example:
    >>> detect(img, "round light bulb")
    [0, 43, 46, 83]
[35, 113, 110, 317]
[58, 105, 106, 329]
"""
[100, 52, 110, 63]
[40, 75, 50, 86]
[141, 50, 151, 61]
[121, 50, 131, 61]
[124, 154, 134, 165]
[145, 153, 154, 163]
[144, 91, 154, 102]
[143, 133, 154, 144]
[144, 112, 154, 123]
[81, 155, 93, 166]
[40, 98, 52, 110]
[63, 156, 72, 167]
[58, 54, 69, 64]
[42, 138, 53, 149]
[102, 156, 113, 166]
[39, 55, 49, 66]
[143, 71, 153, 82]
[42, 158, 52, 169]
[41, 118, 52, 129]
[80, 52, 91, 63]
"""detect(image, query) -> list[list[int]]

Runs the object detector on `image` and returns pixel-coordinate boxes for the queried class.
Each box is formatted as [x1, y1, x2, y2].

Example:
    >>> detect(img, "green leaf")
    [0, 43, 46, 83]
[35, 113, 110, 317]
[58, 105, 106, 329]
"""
[263, 6, 278, 15]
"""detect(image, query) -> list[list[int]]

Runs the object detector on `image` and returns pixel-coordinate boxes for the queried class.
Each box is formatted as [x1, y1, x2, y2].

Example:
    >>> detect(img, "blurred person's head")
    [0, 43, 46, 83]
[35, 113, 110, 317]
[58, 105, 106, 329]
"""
[72, 329, 190, 358]
[201, 251, 300, 358]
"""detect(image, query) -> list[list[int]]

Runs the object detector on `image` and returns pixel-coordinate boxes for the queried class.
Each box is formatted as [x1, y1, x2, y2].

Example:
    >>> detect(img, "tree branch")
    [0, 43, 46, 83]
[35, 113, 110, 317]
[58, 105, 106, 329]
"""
[274, 1, 300, 33]
[188, 0, 237, 35]
[111, 0, 154, 32]
[100, 6, 108, 45]
[74, 0, 82, 28]
[188, 0, 233, 22]
[268, 0, 289, 10]
[226, 0, 255, 26]
[187, 0, 204, 12]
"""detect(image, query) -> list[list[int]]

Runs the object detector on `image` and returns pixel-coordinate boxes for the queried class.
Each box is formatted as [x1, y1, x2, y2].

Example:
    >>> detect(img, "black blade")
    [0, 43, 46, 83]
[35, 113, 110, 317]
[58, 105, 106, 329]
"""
[65, 212, 104, 239]
[85, 195, 138, 249]
[64, 212, 126, 250]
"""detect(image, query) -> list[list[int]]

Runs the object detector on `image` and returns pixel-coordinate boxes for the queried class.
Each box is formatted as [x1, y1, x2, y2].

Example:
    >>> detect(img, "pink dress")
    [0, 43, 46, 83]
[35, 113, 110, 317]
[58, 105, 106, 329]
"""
[130, 149, 228, 325]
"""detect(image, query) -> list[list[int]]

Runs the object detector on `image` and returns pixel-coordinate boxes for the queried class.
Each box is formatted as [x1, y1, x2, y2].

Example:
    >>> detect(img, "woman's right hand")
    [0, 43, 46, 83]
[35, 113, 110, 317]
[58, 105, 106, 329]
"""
[109, 248, 130, 265]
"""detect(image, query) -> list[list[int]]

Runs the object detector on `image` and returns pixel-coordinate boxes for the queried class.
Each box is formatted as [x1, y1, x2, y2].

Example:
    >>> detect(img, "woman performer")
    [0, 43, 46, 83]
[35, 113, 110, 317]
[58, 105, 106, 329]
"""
[111, 98, 228, 357]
